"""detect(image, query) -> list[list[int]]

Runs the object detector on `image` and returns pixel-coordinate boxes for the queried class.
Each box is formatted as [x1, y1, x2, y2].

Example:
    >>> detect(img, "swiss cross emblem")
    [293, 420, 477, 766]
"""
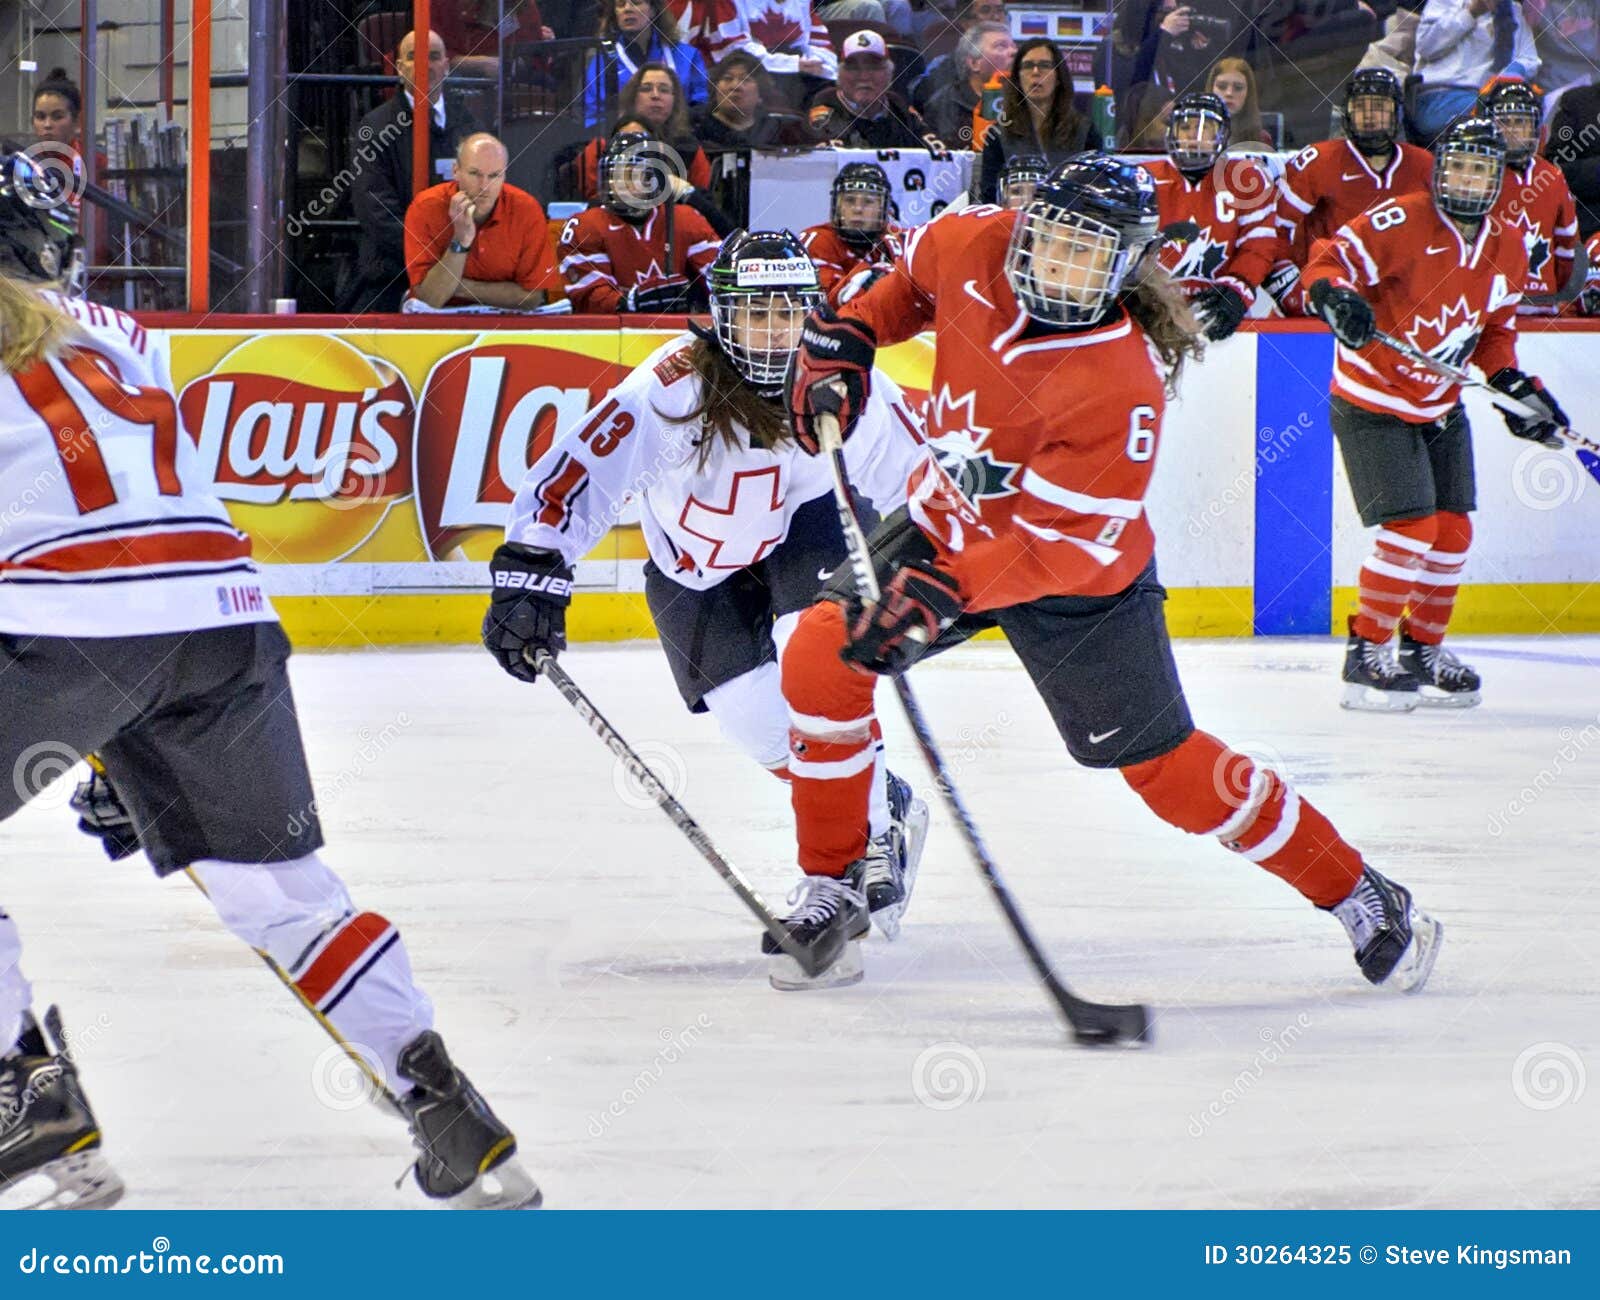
[678, 466, 786, 571]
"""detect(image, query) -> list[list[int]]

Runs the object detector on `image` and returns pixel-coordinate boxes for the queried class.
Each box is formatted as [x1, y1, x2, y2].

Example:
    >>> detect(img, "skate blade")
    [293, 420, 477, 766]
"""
[769, 938, 864, 991]
[1390, 910, 1443, 995]
[0, 1149, 125, 1211]
[442, 1155, 543, 1210]
[1341, 682, 1419, 712]
[876, 797, 929, 944]
[1415, 688, 1480, 709]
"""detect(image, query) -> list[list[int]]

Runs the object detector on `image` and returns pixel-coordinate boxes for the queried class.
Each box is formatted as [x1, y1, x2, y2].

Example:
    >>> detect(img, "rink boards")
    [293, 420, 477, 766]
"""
[153, 317, 1600, 646]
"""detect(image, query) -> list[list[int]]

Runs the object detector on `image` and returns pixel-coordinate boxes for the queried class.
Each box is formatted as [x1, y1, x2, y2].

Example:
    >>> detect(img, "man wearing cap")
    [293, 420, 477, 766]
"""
[807, 29, 936, 147]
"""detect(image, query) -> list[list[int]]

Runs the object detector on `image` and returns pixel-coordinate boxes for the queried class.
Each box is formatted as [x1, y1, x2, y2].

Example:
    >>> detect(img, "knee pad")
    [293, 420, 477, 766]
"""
[702, 662, 790, 772]
[781, 601, 875, 729]
[191, 853, 355, 969]
[1121, 730, 1265, 838]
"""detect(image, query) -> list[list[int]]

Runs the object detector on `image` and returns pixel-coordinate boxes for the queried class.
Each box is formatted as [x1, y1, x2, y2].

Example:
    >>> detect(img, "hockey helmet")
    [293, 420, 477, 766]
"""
[707, 229, 824, 396]
[998, 154, 1048, 210]
[1341, 68, 1403, 156]
[599, 131, 681, 220]
[0, 148, 81, 288]
[1433, 117, 1507, 221]
[1478, 79, 1541, 168]
[830, 162, 891, 248]
[1165, 92, 1231, 176]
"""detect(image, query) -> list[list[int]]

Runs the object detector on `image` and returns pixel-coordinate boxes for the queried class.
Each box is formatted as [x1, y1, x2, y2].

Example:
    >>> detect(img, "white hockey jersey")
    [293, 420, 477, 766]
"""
[506, 334, 927, 590]
[0, 294, 272, 637]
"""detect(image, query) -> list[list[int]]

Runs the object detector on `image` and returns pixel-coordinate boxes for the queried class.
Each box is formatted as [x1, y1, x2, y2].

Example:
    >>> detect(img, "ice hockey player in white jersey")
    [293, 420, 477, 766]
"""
[484, 230, 931, 974]
[0, 270, 538, 1211]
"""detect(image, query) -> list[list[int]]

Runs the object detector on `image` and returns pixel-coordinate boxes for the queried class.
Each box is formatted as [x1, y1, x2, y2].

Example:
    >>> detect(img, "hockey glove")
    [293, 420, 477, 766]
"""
[1262, 260, 1303, 315]
[483, 543, 573, 682]
[624, 279, 693, 314]
[1487, 367, 1569, 449]
[787, 305, 877, 455]
[69, 760, 140, 862]
[1194, 281, 1248, 342]
[841, 560, 964, 676]
[1308, 279, 1376, 349]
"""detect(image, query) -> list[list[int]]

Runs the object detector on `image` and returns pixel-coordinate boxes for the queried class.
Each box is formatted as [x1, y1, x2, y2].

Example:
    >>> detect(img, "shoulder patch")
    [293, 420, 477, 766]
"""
[653, 345, 696, 386]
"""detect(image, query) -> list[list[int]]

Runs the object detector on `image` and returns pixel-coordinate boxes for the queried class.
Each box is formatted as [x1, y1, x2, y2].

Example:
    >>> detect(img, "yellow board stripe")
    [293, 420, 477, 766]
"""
[1330, 583, 1600, 635]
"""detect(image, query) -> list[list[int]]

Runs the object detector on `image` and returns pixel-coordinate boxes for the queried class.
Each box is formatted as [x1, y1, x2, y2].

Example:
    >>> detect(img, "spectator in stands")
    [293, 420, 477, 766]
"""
[736, 0, 839, 107]
[558, 131, 723, 312]
[1124, 82, 1176, 151]
[404, 132, 562, 310]
[30, 73, 81, 149]
[976, 40, 1103, 204]
[1111, 1, 1217, 122]
[911, 0, 1008, 110]
[809, 30, 936, 146]
[924, 21, 1015, 148]
[577, 64, 716, 198]
[345, 28, 484, 312]
[585, 0, 711, 126]
[430, 1, 554, 82]
[1412, 0, 1540, 145]
[1522, 0, 1600, 101]
[1208, 57, 1273, 147]
[695, 50, 812, 149]
[815, 0, 913, 39]
[1546, 75, 1600, 238]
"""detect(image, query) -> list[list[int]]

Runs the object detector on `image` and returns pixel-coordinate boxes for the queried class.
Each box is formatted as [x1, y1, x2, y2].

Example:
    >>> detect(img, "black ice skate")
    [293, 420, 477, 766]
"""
[1397, 623, 1481, 708]
[396, 1031, 542, 1210]
[0, 1007, 124, 1210]
[1340, 618, 1420, 712]
[1324, 867, 1443, 993]
[861, 771, 930, 941]
[762, 872, 870, 990]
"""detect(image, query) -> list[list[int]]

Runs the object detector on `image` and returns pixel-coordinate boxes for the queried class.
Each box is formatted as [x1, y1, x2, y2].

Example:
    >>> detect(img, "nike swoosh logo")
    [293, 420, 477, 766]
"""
[963, 279, 994, 309]
[1341, 172, 1364, 181]
[818, 566, 837, 581]
[1425, 244, 1449, 254]
[1087, 727, 1123, 745]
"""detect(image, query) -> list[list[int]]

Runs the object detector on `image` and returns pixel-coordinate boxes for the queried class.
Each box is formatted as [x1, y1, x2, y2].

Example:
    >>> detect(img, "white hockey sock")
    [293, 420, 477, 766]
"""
[0, 906, 30, 1053]
[868, 744, 889, 839]
[702, 661, 791, 772]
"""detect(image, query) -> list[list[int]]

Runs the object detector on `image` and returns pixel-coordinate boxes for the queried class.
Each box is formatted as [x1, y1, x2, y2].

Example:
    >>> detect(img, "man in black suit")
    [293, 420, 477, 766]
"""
[343, 27, 484, 311]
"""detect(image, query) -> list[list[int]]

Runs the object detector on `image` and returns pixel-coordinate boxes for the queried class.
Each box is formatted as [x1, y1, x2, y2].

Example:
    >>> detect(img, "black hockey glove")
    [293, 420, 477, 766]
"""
[1308, 279, 1376, 349]
[1261, 260, 1302, 314]
[69, 761, 140, 862]
[841, 560, 963, 676]
[1194, 281, 1248, 342]
[787, 305, 877, 455]
[1487, 367, 1569, 449]
[483, 543, 573, 682]
[624, 279, 693, 313]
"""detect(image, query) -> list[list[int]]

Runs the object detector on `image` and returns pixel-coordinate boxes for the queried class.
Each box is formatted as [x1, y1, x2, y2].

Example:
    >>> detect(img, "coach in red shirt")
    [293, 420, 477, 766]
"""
[405, 132, 561, 310]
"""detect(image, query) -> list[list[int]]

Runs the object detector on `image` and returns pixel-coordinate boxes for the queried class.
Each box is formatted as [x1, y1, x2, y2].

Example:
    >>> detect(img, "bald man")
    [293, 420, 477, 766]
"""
[404, 133, 562, 311]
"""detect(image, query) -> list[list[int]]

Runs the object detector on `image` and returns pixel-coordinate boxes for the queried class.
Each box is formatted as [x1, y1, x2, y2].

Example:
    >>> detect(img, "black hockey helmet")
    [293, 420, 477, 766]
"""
[1478, 78, 1541, 167]
[1341, 67, 1403, 156]
[1005, 152, 1160, 327]
[1165, 92, 1231, 176]
[829, 162, 891, 248]
[707, 229, 824, 396]
[0, 147, 81, 286]
[998, 153, 1048, 210]
[1432, 117, 1507, 221]
[599, 130, 682, 221]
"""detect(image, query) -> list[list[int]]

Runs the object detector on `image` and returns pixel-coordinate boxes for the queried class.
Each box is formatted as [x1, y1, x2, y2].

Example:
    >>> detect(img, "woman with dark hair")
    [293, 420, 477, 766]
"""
[575, 63, 715, 198]
[693, 50, 810, 150]
[584, 0, 710, 126]
[976, 40, 1104, 206]
[31, 72, 82, 147]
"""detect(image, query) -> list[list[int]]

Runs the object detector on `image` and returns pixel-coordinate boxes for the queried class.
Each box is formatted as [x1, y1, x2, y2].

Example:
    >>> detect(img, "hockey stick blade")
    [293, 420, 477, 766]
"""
[815, 411, 1152, 1047]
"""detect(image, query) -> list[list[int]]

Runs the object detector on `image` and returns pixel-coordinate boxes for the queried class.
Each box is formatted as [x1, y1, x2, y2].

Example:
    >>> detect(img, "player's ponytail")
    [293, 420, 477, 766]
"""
[663, 334, 792, 468]
[1122, 264, 1205, 393]
[0, 272, 82, 373]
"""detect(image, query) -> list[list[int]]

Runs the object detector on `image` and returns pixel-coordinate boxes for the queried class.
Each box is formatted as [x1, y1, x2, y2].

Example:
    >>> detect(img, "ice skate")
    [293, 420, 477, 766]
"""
[1397, 622, 1481, 708]
[762, 872, 870, 990]
[1325, 867, 1442, 993]
[396, 1031, 542, 1210]
[861, 771, 929, 941]
[0, 1007, 124, 1211]
[1340, 618, 1420, 712]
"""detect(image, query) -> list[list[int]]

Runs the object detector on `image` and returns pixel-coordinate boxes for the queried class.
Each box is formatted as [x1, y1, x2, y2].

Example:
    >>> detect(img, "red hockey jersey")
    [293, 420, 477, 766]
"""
[1142, 156, 1280, 300]
[841, 205, 1171, 611]
[1495, 156, 1579, 308]
[797, 223, 906, 307]
[556, 205, 722, 313]
[665, 0, 752, 65]
[1303, 192, 1527, 423]
[1276, 139, 1433, 260]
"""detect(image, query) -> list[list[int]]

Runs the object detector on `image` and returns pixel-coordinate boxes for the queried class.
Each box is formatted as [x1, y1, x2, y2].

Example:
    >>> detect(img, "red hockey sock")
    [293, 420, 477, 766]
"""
[782, 601, 880, 878]
[1352, 515, 1437, 643]
[1122, 731, 1364, 908]
[1404, 510, 1472, 645]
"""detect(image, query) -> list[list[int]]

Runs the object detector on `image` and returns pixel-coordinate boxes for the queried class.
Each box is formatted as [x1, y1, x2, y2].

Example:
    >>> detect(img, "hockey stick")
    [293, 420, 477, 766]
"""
[1370, 329, 1600, 483]
[1524, 242, 1589, 308]
[816, 414, 1151, 1046]
[528, 650, 833, 978]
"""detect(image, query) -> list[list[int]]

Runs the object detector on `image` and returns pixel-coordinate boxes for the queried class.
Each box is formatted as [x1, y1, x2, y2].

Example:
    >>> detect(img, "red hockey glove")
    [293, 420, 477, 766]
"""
[1487, 367, 1569, 449]
[787, 305, 876, 455]
[841, 560, 964, 675]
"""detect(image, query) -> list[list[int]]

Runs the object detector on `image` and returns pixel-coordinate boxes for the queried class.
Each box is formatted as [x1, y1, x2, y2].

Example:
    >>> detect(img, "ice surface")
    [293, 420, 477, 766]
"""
[6, 637, 1597, 1208]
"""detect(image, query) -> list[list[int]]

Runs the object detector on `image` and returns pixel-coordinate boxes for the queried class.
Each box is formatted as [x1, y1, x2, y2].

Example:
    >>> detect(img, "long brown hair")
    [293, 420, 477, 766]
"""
[0, 274, 82, 373]
[664, 334, 792, 467]
[598, 0, 684, 48]
[1121, 264, 1203, 394]
[615, 61, 694, 142]
[1208, 57, 1265, 145]
[998, 40, 1085, 149]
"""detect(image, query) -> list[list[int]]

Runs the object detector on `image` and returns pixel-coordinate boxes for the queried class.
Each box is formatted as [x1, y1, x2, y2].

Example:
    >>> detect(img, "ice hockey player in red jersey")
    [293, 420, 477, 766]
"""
[0, 271, 536, 1210]
[557, 131, 722, 313]
[1273, 69, 1433, 312]
[798, 163, 906, 308]
[780, 156, 1443, 995]
[1141, 92, 1278, 340]
[1477, 79, 1580, 315]
[485, 232, 932, 951]
[1304, 118, 1568, 711]
[996, 155, 1048, 210]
